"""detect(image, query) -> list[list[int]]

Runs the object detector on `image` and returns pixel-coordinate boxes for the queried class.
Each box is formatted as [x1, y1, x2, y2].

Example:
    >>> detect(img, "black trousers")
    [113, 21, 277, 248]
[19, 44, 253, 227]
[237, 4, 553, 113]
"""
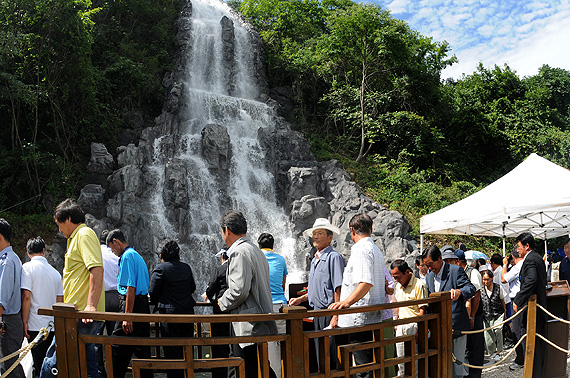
[158, 307, 195, 378]
[27, 331, 54, 378]
[514, 308, 545, 375]
[350, 331, 373, 378]
[313, 316, 341, 370]
[111, 295, 153, 378]
[466, 314, 484, 378]
[210, 321, 231, 378]
[230, 343, 277, 378]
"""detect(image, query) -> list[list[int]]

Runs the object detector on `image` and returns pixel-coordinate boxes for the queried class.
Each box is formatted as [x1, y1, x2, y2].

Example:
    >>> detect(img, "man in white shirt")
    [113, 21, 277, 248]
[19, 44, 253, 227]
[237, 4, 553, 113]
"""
[21, 237, 63, 378]
[329, 213, 385, 378]
[501, 247, 525, 369]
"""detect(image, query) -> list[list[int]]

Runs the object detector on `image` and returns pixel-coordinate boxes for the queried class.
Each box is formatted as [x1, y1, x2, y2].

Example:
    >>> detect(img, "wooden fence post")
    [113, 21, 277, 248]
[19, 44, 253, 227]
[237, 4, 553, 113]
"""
[51, 303, 80, 378]
[428, 292, 452, 378]
[282, 306, 307, 378]
[523, 295, 537, 378]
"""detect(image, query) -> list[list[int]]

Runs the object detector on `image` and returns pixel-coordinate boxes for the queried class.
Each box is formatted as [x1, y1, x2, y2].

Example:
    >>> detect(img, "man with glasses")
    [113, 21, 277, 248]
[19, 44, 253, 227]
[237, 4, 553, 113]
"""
[289, 218, 345, 370]
[422, 245, 475, 378]
[511, 232, 547, 375]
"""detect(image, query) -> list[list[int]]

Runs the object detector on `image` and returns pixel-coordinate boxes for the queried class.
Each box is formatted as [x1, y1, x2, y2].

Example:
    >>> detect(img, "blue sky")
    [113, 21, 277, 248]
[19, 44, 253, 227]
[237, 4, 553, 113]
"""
[372, 0, 570, 80]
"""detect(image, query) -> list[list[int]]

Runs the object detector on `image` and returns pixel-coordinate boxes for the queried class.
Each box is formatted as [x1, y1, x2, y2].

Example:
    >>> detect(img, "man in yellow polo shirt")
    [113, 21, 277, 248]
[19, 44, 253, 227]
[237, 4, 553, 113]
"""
[42, 199, 105, 378]
[390, 259, 428, 377]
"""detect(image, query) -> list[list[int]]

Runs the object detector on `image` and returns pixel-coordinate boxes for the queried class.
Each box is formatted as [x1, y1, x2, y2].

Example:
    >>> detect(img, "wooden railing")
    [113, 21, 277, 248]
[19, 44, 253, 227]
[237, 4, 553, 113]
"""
[39, 292, 452, 378]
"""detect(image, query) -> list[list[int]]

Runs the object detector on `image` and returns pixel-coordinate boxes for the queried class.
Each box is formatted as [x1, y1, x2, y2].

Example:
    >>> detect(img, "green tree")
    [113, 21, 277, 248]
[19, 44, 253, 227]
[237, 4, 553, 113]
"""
[295, 3, 453, 162]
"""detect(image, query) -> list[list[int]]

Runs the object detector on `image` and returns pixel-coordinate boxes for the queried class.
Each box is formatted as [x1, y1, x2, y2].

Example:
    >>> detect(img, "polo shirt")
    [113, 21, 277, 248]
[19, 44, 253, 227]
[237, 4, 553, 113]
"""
[0, 246, 22, 315]
[338, 237, 385, 327]
[394, 274, 428, 319]
[117, 247, 149, 296]
[62, 224, 105, 312]
[262, 249, 288, 304]
[21, 256, 63, 331]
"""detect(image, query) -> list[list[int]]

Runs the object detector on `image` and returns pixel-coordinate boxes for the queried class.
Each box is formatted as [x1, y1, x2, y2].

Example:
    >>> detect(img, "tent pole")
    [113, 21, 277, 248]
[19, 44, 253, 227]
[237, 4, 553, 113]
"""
[502, 223, 506, 257]
[420, 234, 424, 254]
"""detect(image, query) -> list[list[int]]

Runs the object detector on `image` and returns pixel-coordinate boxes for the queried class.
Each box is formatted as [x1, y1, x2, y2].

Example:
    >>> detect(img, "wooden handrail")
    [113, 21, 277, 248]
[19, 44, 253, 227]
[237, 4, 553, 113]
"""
[38, 294, 448, 323]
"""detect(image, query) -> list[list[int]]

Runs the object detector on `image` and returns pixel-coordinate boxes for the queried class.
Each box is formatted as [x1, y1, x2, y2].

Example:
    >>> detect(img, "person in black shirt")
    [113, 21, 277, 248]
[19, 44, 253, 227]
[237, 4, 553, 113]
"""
[205, 249, 230, 378]
[149, 239, 196, 378]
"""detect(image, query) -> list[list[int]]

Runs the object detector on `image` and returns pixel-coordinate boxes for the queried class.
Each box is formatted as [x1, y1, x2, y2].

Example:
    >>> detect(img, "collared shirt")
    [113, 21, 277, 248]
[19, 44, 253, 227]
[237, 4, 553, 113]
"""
[338, 237, 385, 327]
[307, 246, 345, 310]
[226, 237, 245, 257]
[503, 257, 525, 299]
[62, 224, 105, 312]
[0, 246, 22, 315]
[101, 245, 119, 291]
[262, 248, 288, 304]
[21, 255, 63, 331]
[394, 274, 429, 319]
[117, 247, 149, 296]
[434, 262, 446, 292]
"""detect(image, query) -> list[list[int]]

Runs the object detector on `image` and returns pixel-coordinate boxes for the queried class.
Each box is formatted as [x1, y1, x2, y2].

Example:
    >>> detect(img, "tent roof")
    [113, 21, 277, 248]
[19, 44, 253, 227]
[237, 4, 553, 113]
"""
[420, 153, 570, 240]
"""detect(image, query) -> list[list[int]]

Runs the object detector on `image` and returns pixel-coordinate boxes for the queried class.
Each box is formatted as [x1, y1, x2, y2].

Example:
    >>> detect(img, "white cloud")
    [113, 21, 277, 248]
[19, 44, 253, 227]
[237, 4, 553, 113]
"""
[372, 0, 570, 80]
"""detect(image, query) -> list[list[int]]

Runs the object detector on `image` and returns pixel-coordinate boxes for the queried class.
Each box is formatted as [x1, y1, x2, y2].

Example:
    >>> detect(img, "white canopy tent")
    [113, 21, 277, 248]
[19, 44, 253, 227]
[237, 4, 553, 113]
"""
[420, 153, 570, 254]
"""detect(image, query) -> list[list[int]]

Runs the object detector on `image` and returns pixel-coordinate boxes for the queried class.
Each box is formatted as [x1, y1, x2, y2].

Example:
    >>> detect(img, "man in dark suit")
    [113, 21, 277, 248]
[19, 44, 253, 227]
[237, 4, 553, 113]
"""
[422, 246, 476, 378]
[511, 232, 547, 375]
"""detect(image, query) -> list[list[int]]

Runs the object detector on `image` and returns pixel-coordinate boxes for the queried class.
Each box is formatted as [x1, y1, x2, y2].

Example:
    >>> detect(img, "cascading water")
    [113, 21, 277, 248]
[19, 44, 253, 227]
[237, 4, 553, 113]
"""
[147, 0, 303, 299]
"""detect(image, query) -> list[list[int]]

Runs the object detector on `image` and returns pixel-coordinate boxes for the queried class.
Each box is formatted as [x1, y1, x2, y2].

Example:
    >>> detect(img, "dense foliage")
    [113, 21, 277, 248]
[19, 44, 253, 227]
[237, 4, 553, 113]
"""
[0, 0, 179, 214]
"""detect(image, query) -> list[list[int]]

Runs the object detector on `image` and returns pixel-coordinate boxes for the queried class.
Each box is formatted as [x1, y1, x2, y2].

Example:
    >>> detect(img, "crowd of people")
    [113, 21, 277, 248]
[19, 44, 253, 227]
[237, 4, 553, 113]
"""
[0, 199, 551, 378]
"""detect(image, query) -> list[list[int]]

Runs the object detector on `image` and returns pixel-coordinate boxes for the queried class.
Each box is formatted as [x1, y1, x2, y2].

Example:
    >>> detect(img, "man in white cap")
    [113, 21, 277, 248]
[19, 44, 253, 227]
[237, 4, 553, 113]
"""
[289, 218, 345, 370]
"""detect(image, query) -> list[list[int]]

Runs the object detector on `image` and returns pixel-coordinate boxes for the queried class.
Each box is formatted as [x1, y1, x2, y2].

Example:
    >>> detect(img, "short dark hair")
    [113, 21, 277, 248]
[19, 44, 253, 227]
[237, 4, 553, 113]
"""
[158, 238, 180, 261]
[54, 199, 85, 224]
[390, 259, 411, 274]
[481, 269, 493, 279]
[490, 254, 503, 266]
[106, 229, 126, 245]
[220, 210, 247, 235]
[423, 245, 441, 261]
[26, 236, 45, 254]
[349, 213, 373, 235]
[0, 218, 12, 243]
[562, 237, 570, 248]
[511, 245, 520, 259]
[516, 232, 535, 250]
[415, 257, 423, 266]
[99, 230, 109, 245]
[258, 233, 274, 249]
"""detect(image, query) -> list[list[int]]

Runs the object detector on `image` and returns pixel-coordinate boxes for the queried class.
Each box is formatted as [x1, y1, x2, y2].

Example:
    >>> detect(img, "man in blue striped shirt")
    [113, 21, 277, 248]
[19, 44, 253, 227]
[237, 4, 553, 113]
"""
[0, 218, 24, 378]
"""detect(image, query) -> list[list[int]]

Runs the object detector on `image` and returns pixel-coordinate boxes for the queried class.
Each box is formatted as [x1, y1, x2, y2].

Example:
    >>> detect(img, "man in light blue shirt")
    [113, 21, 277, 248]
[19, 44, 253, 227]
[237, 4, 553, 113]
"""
[106, 229, 152, 378]
[0, 218, 25, 378]
[259, 233, 288, 378]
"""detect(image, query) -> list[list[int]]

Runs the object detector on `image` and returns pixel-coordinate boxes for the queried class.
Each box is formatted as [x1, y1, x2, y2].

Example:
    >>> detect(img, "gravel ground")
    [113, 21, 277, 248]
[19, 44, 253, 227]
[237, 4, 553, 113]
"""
[481, 345, 570, 378]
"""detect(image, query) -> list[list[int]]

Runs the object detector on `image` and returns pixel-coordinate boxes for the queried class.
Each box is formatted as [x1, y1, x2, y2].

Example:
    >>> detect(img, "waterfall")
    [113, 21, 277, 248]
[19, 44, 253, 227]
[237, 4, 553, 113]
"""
[148, 0, 303, 298]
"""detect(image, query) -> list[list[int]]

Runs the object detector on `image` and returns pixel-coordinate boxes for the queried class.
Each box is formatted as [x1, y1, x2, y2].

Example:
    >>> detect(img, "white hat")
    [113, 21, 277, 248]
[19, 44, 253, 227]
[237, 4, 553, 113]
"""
[304, 218, 340, 237]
